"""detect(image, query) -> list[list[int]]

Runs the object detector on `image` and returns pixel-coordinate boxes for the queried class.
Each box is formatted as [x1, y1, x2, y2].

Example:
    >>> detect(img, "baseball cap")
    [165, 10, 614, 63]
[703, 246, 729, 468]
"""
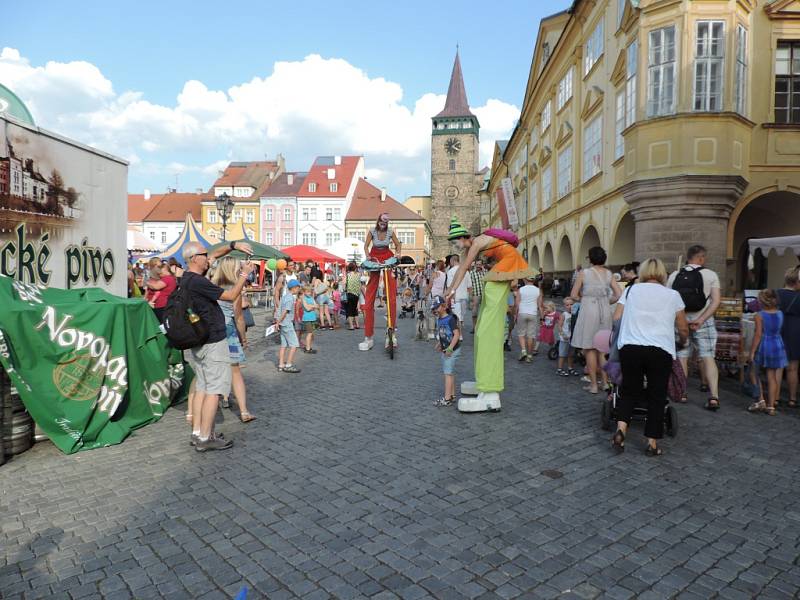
[287, 280, 301, 290]
[430, 295, 446, 310]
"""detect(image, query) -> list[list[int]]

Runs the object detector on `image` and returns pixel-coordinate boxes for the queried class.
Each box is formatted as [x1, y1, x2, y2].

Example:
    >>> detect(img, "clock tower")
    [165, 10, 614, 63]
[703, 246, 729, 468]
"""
[430, 50, 481, 260]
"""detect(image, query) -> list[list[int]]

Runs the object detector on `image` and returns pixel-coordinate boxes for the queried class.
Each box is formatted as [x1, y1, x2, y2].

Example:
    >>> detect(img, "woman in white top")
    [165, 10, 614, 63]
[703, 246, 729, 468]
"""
[516, 277, 544, 362]
[611, 258, 689, 456]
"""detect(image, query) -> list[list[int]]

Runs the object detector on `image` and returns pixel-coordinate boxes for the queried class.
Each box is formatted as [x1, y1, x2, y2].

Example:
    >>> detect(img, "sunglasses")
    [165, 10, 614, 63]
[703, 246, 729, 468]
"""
[193, 252, 208, 258]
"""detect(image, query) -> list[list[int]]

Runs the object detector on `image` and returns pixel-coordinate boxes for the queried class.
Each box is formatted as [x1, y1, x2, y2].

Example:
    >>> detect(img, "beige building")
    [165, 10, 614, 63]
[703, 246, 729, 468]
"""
[345, 179, 431, 265]
[490, 0, 800, 291]
[404, 195, 431, 221]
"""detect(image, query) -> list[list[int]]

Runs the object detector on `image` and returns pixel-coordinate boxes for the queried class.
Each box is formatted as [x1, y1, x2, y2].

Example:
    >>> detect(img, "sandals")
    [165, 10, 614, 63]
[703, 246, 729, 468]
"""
[765, 406, 777, 416]
[645, 445, 664, 457]
[185, 413, 193, 424]
[611, 429, 626, 453]
[677, 395, 688, 404]
[704, 397, 720, 411]
[582, 385, 599, 394]
[240, 412, 257, 423]
[788, 401, 797, 409]
[433, 396, 455, 407]
[748, 400, 766, 413]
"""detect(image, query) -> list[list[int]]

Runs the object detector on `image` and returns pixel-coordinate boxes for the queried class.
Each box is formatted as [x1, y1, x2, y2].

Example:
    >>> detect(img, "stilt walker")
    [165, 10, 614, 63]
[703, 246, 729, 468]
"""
[444, 217, 535, 411]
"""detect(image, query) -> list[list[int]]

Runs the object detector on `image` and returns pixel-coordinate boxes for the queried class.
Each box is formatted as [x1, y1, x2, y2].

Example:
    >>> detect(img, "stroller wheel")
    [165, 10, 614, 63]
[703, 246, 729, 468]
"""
[547, 346, 558, 360]
[665, 405, 678, 437]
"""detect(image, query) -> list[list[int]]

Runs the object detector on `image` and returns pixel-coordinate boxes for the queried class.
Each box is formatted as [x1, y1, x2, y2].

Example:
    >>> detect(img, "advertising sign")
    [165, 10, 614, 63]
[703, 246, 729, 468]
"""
[500, 177, 520, 230]
[1, 116, 127, 295]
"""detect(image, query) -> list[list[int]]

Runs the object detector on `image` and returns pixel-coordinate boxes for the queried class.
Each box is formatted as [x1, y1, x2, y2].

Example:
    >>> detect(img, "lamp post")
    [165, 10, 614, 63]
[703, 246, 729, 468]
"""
[215, 192, 235, 242]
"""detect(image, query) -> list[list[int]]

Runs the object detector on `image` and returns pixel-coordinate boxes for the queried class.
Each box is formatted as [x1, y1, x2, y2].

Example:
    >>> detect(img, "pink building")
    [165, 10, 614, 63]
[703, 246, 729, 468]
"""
[259, 171, 307, 248]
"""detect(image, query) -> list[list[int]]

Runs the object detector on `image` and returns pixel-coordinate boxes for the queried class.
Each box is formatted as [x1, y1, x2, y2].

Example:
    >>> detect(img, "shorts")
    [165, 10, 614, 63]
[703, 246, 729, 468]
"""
[184, 339, 232, 395]
[280, 324, 299, 348]
[677, 317, 717, 359]
[517, 314, 539, 338]
[225, 321, 246, 364]
[441, 347, 462, 375]
[302, 321, 316, 333]
[453, 299, 468, 321]
[558, 340, 573, 358]
[316, 294, 329, 305]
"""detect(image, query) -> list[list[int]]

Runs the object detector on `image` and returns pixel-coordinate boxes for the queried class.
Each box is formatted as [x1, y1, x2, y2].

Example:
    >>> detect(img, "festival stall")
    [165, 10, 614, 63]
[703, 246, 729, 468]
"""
[150, 213, 212, 264]
[282, 244, 346, 266]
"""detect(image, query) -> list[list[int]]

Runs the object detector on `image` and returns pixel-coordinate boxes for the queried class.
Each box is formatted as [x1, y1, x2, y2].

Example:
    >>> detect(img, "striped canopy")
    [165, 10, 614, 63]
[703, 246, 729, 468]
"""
[150, 214, 212, 265]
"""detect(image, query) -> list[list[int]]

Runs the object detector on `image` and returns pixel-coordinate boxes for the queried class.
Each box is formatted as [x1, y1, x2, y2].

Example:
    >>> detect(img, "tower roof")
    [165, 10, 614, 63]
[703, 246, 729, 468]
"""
[435, 51, 474, 118]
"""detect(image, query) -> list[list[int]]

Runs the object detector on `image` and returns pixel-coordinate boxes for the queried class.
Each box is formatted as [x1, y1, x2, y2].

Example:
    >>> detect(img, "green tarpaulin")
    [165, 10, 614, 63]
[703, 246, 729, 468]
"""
[0, 276, 189, 454]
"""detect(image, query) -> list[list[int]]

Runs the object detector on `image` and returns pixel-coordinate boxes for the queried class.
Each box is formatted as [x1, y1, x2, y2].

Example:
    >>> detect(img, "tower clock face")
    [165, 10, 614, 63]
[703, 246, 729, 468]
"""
[445, 137, 461, 155]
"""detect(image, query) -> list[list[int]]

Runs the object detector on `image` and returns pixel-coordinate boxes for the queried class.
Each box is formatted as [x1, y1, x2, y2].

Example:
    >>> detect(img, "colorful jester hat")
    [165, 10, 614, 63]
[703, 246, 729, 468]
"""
[447, 217, 470, 240]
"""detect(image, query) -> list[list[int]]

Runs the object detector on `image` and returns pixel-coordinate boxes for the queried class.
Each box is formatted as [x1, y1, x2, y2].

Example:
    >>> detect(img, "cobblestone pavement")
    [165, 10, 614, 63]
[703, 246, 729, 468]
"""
[2, 307, 800, 599]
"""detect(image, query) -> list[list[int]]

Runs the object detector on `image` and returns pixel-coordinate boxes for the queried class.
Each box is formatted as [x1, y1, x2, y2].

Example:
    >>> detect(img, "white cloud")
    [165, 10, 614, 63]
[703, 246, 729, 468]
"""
[0, 47, 519, 196]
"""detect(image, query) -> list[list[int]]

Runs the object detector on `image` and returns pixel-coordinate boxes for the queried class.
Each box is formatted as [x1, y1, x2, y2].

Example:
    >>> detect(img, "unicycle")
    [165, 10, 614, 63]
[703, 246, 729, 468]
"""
[362, 258, 398, 359]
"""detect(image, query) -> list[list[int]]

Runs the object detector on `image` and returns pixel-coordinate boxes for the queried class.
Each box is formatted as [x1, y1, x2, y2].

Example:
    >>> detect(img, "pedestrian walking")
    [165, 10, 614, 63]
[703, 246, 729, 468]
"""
[276, 280, 302, 373]
[431, 295, 462, 407]
[301, 285, 318, 354]
[748, 289, 788, 416]
[516, 276, 544, 362]
[777, 266, 800, 407]
[556, 297, 578, 376]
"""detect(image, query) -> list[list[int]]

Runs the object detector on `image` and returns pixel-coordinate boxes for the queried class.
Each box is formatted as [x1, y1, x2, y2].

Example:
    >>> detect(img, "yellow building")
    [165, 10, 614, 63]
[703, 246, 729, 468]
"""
[345, 179, 432, 265]
[404, 195, 431, 221]
[490, 0, 800, 291]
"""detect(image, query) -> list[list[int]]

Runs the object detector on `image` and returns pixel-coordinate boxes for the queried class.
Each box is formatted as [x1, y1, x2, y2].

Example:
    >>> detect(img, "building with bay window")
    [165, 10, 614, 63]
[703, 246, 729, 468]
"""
[489, 0, 800, 291]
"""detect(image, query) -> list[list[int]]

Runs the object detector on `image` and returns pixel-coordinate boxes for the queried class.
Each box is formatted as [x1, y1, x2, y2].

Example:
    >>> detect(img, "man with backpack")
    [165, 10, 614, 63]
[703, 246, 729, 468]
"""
[172, 240, 254, 451]
[668, 245, 722, 410]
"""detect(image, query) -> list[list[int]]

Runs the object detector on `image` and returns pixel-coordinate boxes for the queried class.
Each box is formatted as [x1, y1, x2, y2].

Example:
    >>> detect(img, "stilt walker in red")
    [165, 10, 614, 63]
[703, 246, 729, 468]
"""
[359, 213, 402, 351]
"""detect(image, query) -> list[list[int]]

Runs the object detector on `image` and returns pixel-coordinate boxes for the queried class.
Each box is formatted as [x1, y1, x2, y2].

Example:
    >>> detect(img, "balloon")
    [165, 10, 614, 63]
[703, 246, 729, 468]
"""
[276, 259, 287, 270]
[593, 329, 612, 354]
[267, 258, 277, 270]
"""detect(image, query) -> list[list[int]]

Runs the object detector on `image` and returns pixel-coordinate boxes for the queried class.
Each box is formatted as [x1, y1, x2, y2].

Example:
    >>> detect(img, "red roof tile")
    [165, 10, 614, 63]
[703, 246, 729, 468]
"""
[298, 156, 361, 198]
[128, 193, 163, 222]
[145, 192, 207, 222]
[262, 172, 308, 197]
[346, 179, 424, 222]
[213, 161, 281, 196]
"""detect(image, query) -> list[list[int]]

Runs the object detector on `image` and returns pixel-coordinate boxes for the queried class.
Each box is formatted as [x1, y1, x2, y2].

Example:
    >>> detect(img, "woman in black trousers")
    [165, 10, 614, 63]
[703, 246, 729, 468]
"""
[611, 258, 689, 456]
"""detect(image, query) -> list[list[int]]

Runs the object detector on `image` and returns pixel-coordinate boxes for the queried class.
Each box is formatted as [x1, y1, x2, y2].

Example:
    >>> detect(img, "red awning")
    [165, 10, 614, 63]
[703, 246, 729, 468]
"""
[282, 244, 346, 265]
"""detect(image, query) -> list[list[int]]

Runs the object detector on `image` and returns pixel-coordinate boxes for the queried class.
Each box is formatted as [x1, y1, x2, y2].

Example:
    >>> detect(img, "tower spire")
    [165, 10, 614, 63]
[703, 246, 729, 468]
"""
[436, 49, 474, 118]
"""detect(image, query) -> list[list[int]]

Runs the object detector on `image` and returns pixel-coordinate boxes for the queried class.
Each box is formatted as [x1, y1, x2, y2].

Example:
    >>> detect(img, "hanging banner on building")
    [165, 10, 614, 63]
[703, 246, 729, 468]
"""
[0, 276, 189, 454]
[1, 116, 127, 295]
[500, 177, 519, 230]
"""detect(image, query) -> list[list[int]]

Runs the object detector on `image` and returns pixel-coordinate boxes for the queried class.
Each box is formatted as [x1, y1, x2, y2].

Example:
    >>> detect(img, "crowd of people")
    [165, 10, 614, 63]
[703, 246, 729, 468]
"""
[127, 211, 799, 456]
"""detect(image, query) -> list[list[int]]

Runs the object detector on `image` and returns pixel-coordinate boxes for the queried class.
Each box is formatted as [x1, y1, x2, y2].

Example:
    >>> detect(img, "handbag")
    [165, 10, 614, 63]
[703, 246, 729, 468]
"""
[608, 285, 632, 363]
[667, 359, 687, 402]
[243, 307, 255, 329]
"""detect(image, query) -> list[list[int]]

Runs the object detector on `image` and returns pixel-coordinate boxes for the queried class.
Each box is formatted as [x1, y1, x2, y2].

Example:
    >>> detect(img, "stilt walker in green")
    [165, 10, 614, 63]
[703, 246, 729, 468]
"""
[444, 218, 535, 410]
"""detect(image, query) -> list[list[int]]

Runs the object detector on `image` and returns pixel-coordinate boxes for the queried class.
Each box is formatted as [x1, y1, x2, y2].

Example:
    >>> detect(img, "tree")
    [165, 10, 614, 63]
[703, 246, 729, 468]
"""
[65, 187, 79, 218]
[47, 169, 65, 216]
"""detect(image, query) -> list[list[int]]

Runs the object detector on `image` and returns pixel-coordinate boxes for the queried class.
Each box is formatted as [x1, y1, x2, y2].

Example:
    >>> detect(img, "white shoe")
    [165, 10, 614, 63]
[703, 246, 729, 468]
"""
[460, 381, 478, 396]
[458, 392, 502, 413]
[358, 337, 374, 351]
[427, 333, 436, 340]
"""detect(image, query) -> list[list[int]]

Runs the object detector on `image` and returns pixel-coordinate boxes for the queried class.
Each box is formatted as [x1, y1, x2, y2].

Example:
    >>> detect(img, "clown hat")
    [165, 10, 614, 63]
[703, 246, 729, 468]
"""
[447, 217, 470, 240]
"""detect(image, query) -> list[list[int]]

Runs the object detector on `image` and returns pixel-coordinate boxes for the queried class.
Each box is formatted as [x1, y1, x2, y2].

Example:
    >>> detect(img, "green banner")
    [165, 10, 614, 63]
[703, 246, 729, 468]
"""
[0, 276, 190, 454]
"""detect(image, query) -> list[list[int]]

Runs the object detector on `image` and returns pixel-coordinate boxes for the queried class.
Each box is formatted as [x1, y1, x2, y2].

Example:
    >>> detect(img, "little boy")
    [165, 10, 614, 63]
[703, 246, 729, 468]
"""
[301, 285, 318, 354]
[277, 280, 302, 373]
[556, 297, 578, 377]
[431, 296, 462, 407]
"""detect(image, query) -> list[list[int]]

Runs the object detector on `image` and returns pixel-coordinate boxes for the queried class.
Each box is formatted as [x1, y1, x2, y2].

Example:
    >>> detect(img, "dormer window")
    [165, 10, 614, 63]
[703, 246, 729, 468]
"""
[309, 183, 317, 193]
[329, 183, 338, 193]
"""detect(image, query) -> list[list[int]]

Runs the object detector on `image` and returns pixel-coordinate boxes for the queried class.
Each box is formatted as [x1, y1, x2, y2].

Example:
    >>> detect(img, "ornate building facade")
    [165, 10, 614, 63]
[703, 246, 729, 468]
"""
[489, 0, 800, 291]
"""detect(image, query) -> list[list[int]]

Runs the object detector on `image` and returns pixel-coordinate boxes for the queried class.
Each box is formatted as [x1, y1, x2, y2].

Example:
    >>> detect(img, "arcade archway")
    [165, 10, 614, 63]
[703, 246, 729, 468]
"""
[578, 225, 602, 265]
[731, 191, 800, 290]
[542, 242, 555, 272]
[608, 212, 635, 267]
[556, 235, 574, 272]
[530, 246, 541, 270]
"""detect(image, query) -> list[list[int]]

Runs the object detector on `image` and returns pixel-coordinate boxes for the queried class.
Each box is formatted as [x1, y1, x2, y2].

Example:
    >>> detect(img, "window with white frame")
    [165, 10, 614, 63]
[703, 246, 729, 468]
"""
[557, 67, 573, 110]
[149, 231, 155, 240]
[329, 183, 338, 193]
[265, 207, 273, 221]
[161, 231, 167, 243]
[541, 164, 553, 209]
[647, 26, 677, 117]
[283, 207, 291, 221]
[308, 183, 317, 193]
[775, 41, 800, 123]
[626, 40, 637, 125]
[232, 209, 242, 223]
[325, 233, 335, 246]
[541, 101, 552, 133]
[585, 20, 604, 75]
[326, 208, 333, 221]
[302, 207, 309, 221]
[583, 116, 603, 181]
[334, 208, 341, 220]
[397, 230, 415, 245]
[530, 126, 538, 149]
[615, 91, 625, 160]
[694, 21, 725, 112]
[265, 232, 273, 244]
[302, 233, 317, 245]
[310, 208, 317, 220]
[557, 146, 572, 198]
[283, 232, 291, 245]
[734, 25, 747, 115]
[208, 209, 217, 224]
[245, 209, 255, 224]
[529, 178, 538, 217]
[352, 230, 366, 242]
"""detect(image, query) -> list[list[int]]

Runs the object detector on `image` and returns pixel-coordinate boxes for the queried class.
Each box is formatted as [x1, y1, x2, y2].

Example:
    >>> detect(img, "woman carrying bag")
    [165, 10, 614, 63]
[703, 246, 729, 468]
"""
[611, 258, 689, 456]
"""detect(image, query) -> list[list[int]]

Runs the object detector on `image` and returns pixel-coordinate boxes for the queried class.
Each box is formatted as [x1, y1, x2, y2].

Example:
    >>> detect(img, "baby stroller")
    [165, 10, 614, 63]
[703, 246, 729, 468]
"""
[414, 297, 427, 341]
[600, 369, 678, 437]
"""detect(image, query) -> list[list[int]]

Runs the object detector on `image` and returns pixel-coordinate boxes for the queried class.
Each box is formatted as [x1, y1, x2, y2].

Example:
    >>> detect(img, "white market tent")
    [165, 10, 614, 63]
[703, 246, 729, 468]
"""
[748, 235, 800, 257]
[127, 229, 162, 252]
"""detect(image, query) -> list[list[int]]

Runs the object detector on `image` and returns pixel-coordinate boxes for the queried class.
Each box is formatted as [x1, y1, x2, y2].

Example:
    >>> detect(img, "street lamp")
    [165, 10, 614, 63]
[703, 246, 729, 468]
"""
[215, 192, 235, 242]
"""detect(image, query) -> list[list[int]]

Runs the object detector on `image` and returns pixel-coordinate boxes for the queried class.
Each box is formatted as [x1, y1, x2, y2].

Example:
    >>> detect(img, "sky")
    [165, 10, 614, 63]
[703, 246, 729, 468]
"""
[1, 0, 571, 200]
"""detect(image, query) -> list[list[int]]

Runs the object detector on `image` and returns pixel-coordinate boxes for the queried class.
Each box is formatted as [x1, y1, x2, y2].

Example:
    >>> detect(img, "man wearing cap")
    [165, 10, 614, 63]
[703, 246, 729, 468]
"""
[444, 218, 534, 408]
[359, 213, 402, 351]
[276, 279, 302, 373]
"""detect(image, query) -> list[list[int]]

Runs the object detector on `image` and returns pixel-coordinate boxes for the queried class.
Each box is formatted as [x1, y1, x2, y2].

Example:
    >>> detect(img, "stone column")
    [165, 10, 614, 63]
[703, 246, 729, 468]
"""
[621, 175, 747, 278]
